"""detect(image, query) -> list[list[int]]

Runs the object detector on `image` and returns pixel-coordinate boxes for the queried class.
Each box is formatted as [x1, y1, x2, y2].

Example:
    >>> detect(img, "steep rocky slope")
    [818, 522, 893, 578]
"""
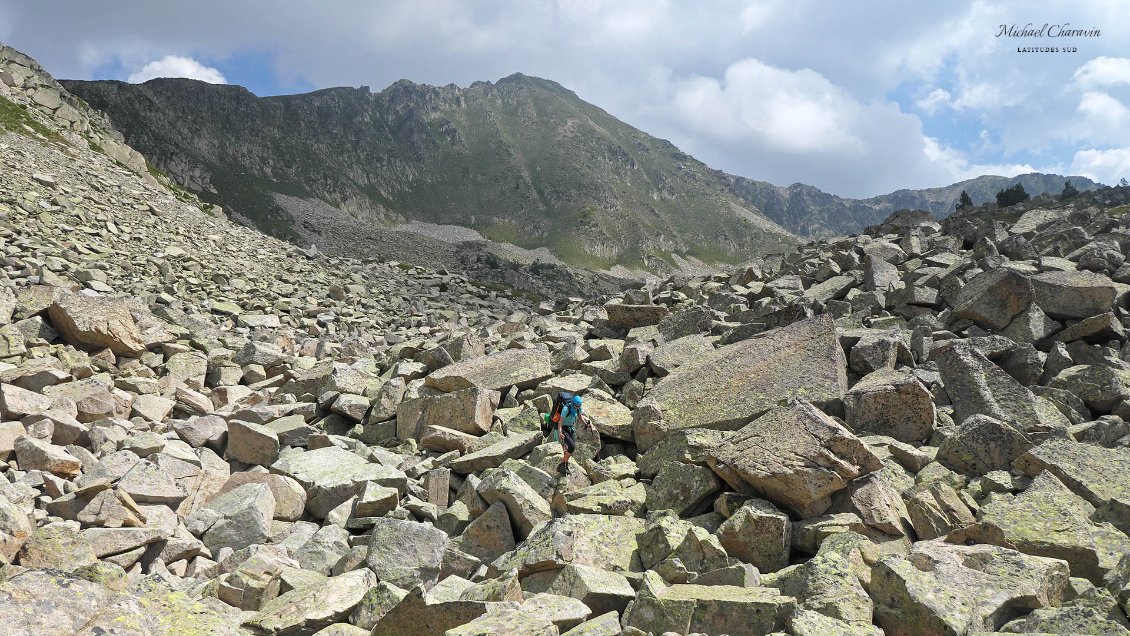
[3, 45, 1130, 636]
[63, 75, 797, 272]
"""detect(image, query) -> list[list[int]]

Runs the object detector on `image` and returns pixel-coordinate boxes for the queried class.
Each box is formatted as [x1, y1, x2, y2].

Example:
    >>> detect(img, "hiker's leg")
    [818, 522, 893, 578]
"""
[561, 430, 576, 464]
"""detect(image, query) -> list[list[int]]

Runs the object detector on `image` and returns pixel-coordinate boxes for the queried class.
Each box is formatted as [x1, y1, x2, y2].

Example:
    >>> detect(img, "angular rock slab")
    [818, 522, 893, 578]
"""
[1015, 439, 1130, 521]
[970, 471, 1130, 584]
[270, 446, 407, 518]
[0, 568, 241, 635]
[1030, 270, 1118, 320]
[623, 573, 794, 636]
[933, 340, 1043, 432]
[365, 518, 448, 590]
[707, 401, 882, 518]
[872, 540, 1070, 636]
[424, 346, 553, 393]
[244, 568, 377, 635]
[494, 514, 646, 577]
[936, 414, 1033, 476]
[605, 303, 669, 329]
[843, 368, 935, 444]
[47, 293, 148, 355]
[396, 387, 499, 441]
[952, 267, 1034, 330]
[635, 314, 848, 451]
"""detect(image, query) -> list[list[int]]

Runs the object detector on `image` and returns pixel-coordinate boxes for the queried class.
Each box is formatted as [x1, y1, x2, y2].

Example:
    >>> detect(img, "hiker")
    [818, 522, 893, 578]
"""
[556, 393, 593, 474]
[542, 391, 595, 474]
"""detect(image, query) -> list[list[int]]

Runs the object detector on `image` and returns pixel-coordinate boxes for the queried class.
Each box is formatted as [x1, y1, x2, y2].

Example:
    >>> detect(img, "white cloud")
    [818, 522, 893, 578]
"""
[915, 88, 951, 114]
[672, 59, 861, 154]
[1074, 56, 1130, 89]
[1071, 147, 1130, 184]
[1078, 91, 1130, 129]
[127, 55, 226, 84]
[739, 1, 775, 33]
[923, 136, 1038, 181]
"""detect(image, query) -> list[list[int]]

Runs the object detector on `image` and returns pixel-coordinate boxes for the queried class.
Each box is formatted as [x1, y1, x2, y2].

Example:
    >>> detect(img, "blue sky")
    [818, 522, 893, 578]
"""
[1, 0, 1128, 198]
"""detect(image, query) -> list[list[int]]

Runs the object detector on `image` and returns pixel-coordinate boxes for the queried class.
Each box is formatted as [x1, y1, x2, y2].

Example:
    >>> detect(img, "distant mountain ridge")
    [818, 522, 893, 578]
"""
[62, 73, 1102, 264]
[725, 172, 1103, 238]
[62, 75, 796, 272]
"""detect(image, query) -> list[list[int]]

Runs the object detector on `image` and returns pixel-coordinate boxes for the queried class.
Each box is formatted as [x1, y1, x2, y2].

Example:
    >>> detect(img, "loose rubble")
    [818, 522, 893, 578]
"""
[3, 42, 1130, 636]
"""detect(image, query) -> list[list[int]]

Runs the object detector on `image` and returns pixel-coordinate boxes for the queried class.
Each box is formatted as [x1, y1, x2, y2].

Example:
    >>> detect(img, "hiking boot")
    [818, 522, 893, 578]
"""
[557, 461, 569, 475]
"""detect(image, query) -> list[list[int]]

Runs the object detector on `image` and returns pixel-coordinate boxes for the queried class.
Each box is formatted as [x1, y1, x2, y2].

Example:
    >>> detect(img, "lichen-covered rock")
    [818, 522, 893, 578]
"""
[936, 414, 1033, 476]
[365, 518, 448, 589]
[933, 340, 1044, 433]
[1030, 270, 1118, 320]
[424, 346, 553, 392]
[1014, 439, 1130, 511]
[644, 461, 720, 517]
[715, 497, 791, 572]
[243, 568, 377, 635]
[396, 387, 499, 441]
[844, 368, 935, 443]
[494, 514, 645, 577]
[0, 569, 242, 635]
[952, 268, 1034, 329]
[634, 315, 848, 451]
[270, 446, 406, 518]
[707, 401, 882, 518]
[47, 293, 149, 354]
[872, 541, 1071, 636]
[622, 572, 794, 635]
[968, 471, 1130, 584]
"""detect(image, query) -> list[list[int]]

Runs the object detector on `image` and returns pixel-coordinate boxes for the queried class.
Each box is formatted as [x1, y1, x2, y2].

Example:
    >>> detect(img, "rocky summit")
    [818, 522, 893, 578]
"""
[2, 42, 1130, 636]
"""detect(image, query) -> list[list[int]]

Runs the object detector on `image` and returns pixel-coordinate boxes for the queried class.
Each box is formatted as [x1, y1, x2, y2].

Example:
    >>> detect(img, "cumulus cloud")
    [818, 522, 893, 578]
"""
[1074, 56, 1130, 89]
[1078, 91, 1130, 130]
[1072, 148, 1130, 184]
[127, 55, 226, 84]
[672, 59, 861, 154]
[915, 88, 951, 115]
[923, 136, 1038, 181]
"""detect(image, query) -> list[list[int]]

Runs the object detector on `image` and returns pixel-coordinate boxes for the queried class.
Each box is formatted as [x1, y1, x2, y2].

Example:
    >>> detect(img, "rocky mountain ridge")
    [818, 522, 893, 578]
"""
[62, 75, 797, 274]
[726, 171, 1103, 239]
[2, 44, 1130, 636]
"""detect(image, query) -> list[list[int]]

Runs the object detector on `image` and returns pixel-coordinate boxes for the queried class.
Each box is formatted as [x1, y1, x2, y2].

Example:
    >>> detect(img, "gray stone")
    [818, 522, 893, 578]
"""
[635, 315, 848, 452]
[707, 401, 882, 518]
[844, 368, 935, 443]
[365, 517, 448, 589]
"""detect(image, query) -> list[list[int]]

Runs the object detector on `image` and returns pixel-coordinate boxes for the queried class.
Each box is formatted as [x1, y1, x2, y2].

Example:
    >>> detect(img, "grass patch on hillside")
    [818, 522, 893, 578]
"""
[0, 95, 66, 144]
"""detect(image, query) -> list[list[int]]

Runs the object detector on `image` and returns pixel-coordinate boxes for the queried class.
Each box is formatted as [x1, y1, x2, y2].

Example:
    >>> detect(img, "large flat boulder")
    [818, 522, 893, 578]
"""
[605, 303, 668, 329]
[952, 268, 1034, 329]
[365, 518, 448, 590]
[843, 368, 935, 443]
[47, 293, 147, 355]
[396, 387, 499, 441]
[968, 471, 1129, 584]
[270, 446, 407, 518]
[872, 541, 1070, 636]
[424, 346, 552, 393]
[0, 568, 241, 635]
[623, 572, 794, 635]
[1031, 270, 1118, 320]
[634, 315, 848, 451]
[243, 568, 377, 635]
[933, 340, 1043, 432]
[1014, 438, 1130, 513]
[494, 514, 646, 577]
[707, 401, 881, 518]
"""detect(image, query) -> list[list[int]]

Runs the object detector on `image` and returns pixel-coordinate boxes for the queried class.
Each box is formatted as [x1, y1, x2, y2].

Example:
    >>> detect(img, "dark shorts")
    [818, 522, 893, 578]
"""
[560, 427, 576, 453]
